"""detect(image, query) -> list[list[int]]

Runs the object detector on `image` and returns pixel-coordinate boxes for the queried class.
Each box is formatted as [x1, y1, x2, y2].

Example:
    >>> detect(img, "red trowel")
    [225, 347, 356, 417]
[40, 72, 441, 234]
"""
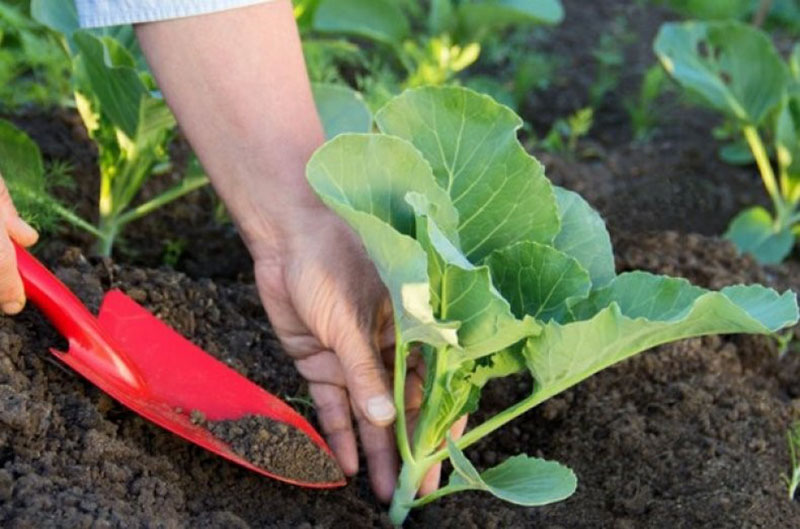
[14, 242, 345, 488]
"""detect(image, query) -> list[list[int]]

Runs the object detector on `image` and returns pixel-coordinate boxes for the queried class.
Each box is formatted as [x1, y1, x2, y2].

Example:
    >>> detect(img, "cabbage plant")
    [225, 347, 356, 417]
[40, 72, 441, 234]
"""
[306, 86, 799, 525]
[655, 20, 800, 264]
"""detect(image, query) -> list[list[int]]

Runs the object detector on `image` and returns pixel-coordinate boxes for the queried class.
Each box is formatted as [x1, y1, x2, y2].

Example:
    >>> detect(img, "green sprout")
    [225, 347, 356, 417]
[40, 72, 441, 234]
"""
[785, 421, 800, 500]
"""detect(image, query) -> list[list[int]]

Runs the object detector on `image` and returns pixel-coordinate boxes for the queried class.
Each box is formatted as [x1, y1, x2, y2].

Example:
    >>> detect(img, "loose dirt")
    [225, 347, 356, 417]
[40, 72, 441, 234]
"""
[206, 415, 344, 484]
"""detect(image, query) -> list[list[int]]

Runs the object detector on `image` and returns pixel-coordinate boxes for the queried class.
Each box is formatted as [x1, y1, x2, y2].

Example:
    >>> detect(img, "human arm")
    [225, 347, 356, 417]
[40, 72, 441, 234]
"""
[132, 0, 405, 499]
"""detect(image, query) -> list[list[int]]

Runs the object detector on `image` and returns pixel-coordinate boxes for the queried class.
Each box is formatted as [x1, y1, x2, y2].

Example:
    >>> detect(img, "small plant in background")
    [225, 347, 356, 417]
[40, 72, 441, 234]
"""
[785, 421, 800, 500]
[300, 0, 564, 104]
[625, 64, 667, 141]
[540, 107, 594, 154]
[306, 86, 799, 525]
[656, 20, 800, 264]
[589, 16, 635, 108]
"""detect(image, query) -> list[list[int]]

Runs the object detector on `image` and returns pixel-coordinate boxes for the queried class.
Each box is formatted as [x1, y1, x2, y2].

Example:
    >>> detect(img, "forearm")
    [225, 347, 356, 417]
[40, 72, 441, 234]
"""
[134, 0, 326, 260]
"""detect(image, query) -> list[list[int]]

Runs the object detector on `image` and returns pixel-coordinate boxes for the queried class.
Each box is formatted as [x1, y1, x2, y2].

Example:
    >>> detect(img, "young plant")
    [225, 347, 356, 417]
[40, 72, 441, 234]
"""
[655, 21, 800, 264]
[306, 0, 563, 97]
[306, 86, 799, 525]
[785, 421, 800, 500]
[541, 107, 594, 154]
[625, 64, 667, 141]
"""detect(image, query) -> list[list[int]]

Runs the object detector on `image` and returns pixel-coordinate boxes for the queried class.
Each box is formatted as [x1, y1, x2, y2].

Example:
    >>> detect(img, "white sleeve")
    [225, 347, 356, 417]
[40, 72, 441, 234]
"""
[76, 0, 271, 28]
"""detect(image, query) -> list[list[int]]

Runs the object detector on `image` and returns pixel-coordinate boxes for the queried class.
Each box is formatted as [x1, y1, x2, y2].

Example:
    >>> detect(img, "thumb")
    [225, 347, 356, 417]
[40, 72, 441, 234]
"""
[336, 331, 396, 427]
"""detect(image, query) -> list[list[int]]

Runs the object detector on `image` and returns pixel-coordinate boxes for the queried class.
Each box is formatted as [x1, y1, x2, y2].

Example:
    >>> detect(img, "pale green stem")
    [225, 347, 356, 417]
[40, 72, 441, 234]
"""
[742, 125, 787, 225]
[50, 202, 104, 239]
[114, 175, 209, 227]
[408, 483, 472, 508]
[394, 331, 414, 464]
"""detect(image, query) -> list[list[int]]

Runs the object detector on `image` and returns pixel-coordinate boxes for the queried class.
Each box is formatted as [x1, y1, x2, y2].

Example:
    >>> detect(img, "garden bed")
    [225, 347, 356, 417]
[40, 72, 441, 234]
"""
[2, 0, 800, 527]
[2, 233, 799, 528]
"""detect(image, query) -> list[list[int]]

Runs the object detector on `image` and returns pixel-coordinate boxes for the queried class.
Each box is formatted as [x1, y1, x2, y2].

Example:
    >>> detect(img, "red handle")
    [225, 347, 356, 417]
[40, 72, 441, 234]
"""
[14, 242, 146, 393]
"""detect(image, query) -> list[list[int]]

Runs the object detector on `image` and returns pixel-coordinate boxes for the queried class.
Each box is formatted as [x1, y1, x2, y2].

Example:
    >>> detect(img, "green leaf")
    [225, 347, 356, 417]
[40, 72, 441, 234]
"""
[553, 186, 615, 288]
[526, 271, 798, 393]
[0, 120, 44, 186]
[469, 346, 527, 386]
[488, 241, 591, 323]
[725, 206, 795, 265]
[654, 21, 787, 125]
[445, 437, 577, 506]
[0, 119, 64, 229]
[307, 134, 458, 236]
[376, 86, 560, 261]
[458, 0, 565, 37]
[30, 0, 78, 38]
[311, 83, 373, 139]
[410, 195, 540, 360]
[307, 134, 459, 347]
[73, 31, 146, 139]
[312, 0, 410, 47]
[719, 140, 754, 165]
[661, 0, 751, 20]
[429, 0, 456, 34]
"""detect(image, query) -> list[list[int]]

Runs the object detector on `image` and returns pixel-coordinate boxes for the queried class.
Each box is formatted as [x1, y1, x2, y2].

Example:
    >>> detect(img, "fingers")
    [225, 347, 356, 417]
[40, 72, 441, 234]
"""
[336, 332, 395, 427]
[294, 351, 346, 387]
[309, 382, 359, 476]
[0, 227, 24, 315]
[0, 175, 37, 248]
[353, 401, 398, 503]
[0, 175, 36, 316]
[417, 414, 469, 496]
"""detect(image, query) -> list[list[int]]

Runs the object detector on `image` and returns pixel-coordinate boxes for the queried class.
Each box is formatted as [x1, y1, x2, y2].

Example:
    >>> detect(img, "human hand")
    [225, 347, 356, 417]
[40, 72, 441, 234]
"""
[0, 172, 39, 314]
[252, 210, 465, 502]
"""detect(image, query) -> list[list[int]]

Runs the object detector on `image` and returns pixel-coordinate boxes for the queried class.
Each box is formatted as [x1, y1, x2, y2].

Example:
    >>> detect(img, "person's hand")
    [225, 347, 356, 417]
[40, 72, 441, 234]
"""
[0, 172, 39, 315]
[252, 209, 466, 501]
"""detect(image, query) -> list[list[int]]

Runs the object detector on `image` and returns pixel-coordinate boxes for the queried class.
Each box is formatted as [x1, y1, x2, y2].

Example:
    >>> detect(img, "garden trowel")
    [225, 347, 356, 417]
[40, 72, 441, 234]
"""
[13, 242, 345, 488]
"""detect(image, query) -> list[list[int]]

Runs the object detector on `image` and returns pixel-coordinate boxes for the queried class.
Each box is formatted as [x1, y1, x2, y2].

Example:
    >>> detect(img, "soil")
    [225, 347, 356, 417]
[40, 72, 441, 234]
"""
[2, 233, 799, 528]
[205, 415, 344, 484]
[2, 0, 800, 527]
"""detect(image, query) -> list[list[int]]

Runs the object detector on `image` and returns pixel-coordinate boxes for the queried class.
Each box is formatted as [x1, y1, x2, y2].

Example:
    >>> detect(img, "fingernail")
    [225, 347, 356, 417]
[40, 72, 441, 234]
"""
[366, 395, 396, 423]
[2, 301, 23, 314]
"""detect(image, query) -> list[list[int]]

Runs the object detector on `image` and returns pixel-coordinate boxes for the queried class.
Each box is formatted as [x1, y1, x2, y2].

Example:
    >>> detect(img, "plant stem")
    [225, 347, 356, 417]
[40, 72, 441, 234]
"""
[389, 463, 425, 526]
[95, 219, 117, 258]
[752, 0, 773, 27]
[114, 175, 209, 227]
[49, 202, 104, 239]
[742, 125, 787, 224]
[394, 332, 414, 464]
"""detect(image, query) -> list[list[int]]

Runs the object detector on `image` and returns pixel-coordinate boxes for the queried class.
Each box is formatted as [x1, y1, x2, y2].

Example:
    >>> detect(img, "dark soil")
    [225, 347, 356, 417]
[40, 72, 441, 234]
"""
[2, 231, 799, 528]
[205, 415, 344, 484]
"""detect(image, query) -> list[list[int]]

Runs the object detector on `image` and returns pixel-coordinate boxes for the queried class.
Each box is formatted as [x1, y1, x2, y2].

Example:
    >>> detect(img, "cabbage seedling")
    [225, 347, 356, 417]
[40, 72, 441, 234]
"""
[306, 86, 799, 525]
[655, 20, 800, 264]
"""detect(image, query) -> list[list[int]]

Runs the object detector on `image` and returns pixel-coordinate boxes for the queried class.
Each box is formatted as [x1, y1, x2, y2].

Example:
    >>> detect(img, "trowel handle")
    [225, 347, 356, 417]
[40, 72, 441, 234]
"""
[13, 242, 146, 392]
[14, 242, 99, 340]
